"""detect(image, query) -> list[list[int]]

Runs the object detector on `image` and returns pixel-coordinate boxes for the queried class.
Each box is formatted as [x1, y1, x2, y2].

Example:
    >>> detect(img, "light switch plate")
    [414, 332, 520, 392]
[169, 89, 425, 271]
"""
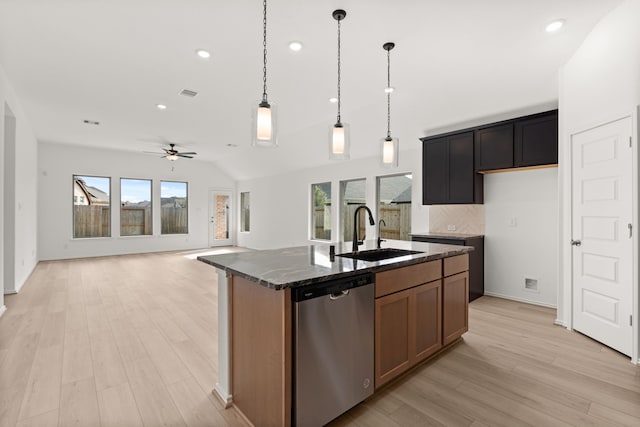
[447, 225, 456, 231]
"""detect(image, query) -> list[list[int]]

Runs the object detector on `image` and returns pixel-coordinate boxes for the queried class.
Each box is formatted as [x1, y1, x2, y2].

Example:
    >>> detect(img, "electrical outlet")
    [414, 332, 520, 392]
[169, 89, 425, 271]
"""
[447, 225, 456, 231]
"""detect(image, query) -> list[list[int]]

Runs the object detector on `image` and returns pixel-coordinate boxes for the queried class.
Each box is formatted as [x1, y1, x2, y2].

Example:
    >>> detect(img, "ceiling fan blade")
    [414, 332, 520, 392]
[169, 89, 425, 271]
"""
[178, 152, 197, 155]
[143, 151, 166, 155]
[177, 154, 194, 158]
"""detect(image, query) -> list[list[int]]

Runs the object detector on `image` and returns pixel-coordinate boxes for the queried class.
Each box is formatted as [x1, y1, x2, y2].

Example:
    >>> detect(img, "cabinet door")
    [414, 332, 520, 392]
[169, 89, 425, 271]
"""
[442, 272, 469, 346]
[375, 288, 412, 388]
[422, 131, 479, 204]
[422, 137, 449, 204]
[413, 281, 442, 363]
[514, 113, 558, 167]
[448, 132, 475, 203]
[475, 123, 514, 171]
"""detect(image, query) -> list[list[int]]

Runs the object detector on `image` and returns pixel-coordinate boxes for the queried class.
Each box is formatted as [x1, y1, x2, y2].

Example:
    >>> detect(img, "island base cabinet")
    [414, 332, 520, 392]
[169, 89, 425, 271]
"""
[375, 280, 442, 389]
[414, 282, 442, 363]
[442, 272, 469, 346]
[231, 275, 291, 427]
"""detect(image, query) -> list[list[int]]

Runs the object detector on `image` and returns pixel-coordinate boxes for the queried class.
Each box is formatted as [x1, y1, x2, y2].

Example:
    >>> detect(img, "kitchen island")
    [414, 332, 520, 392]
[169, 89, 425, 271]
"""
[198, 240, 472, 427]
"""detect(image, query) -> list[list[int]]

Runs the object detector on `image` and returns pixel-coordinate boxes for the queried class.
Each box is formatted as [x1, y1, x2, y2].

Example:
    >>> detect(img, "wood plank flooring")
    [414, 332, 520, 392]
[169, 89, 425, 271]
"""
[1, 250, 639, 426]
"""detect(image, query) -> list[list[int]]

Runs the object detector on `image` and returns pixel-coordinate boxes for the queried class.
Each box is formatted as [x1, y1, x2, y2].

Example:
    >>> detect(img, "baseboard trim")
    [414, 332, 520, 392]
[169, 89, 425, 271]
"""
[212, 384, 232, 409]
[553, 318, 567, 327]
[0, 305, 6, 318]
[483, 291, 557, 309]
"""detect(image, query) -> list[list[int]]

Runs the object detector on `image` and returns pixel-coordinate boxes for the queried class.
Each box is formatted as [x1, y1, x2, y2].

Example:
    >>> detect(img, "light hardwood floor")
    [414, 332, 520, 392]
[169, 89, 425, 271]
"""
[1, 251, 639, 427]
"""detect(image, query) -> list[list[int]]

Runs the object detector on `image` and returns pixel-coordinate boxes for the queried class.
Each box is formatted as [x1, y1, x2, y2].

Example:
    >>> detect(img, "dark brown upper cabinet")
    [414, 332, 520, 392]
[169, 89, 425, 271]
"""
[421, 110, 557, 205]
[422, 131, 483, 205]
[474, 123, 514, 171]
[474, 110, 558, 172]
[514, 113, 558, 167]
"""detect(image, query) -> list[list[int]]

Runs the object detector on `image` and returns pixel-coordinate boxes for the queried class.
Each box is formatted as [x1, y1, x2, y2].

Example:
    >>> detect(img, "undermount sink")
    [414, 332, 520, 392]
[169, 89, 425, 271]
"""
[336, 248, 423, 262]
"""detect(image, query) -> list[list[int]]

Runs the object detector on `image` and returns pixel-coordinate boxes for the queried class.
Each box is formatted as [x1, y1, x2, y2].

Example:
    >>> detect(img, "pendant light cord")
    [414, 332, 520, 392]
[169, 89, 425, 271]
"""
[336, 17, 342, 124]
[387, 48, 391, 138]
[262, 0, 268, 103]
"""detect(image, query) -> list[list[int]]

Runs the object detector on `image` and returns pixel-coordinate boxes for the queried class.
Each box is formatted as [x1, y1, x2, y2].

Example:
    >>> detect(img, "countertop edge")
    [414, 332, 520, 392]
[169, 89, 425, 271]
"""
[197, 245, 472, 291]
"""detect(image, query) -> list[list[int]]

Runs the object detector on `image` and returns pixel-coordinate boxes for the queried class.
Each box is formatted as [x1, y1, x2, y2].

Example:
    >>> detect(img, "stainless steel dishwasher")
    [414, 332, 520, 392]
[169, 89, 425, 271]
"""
[292, 273, 374, 426]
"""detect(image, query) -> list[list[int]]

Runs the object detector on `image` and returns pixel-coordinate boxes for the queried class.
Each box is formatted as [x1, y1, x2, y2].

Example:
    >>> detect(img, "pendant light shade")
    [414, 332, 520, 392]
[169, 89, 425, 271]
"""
[252, 0, 278, 147]
[329, 9, 349, 160]
[381, 42, 398, 168]
[381, 136, 399, 167]
[252, 100, 278, 146]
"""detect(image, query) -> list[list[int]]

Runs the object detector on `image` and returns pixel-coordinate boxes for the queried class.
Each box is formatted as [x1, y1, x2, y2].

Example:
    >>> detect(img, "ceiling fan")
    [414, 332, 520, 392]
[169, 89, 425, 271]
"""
[144, 143, 197, 161]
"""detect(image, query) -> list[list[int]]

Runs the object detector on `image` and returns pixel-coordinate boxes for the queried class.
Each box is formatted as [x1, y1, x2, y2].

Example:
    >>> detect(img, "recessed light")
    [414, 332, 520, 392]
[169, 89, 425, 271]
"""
[384, 87, 395, 94]
[288, 41, 303, 51]
[156, 104, 167, 110]
[545, 19, 565, 32]
[196, 49, 211, 59]
[329, 97, 338, 103]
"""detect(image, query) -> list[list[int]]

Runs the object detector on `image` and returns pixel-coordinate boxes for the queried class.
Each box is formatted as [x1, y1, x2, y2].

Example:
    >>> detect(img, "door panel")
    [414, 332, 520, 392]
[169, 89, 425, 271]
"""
[571, 117, 633, 356]
[209, 190, 232, 247]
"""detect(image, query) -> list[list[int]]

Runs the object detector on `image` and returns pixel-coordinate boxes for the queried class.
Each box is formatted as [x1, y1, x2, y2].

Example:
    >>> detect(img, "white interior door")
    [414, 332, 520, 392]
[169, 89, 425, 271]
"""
[209, 190, 232, 247]
[571, 117, 633, 356]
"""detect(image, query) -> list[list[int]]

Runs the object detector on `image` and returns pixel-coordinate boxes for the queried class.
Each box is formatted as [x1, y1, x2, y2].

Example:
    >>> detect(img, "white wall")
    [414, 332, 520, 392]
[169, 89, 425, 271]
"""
[484, 168, 558, 307]
[236, 148, 428, 250]
[38, 142, 235, 260]
[0, 64, 39, 299]
[558, 0, 640, 359]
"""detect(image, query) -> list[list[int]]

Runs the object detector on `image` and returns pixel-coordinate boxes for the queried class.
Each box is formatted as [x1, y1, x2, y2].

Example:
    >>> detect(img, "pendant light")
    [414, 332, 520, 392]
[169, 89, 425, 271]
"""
[252, 0, 278, 147]
[381, 42, 399, 168]
[329, 9, 349, 160]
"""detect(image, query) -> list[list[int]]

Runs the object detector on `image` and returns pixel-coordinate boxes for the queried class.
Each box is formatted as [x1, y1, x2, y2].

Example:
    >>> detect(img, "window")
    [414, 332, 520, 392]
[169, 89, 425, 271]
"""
[73, 175, 111, 238]
[340, 179, 366, 242]
[311, 182, 331, 240]
[120, 178, 152, 236]
[161, 181, 188, 234]
[240, 192, 250, 232]
[377, 174, 412, 241]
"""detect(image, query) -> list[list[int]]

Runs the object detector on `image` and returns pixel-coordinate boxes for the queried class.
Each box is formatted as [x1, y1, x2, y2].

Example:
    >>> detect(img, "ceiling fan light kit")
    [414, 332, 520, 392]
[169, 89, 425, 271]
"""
[252, 0, 278, 148]
[329, 9, 350, 160]
[144, 143, 197, 161]
[381, 42, 399, 168]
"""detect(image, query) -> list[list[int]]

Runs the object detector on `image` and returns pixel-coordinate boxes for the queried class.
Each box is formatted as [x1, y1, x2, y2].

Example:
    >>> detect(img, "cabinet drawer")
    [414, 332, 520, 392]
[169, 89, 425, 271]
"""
[444, 254, 468, 277]
[376, 260, 441, 298]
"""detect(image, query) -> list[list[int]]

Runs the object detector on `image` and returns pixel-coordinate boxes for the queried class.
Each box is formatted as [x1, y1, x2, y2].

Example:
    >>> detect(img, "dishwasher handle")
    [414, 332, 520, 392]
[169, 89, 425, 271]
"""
[329, 290, 350, 300]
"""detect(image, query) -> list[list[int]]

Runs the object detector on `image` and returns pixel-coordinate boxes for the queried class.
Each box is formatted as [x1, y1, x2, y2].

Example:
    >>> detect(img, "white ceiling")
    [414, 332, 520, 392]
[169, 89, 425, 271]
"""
[0, 0, 622, 180]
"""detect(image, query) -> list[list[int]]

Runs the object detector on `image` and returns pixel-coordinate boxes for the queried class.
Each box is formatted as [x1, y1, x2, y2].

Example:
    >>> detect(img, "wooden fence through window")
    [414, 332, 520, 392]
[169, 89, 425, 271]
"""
[314, 203, 411, 243]
[74, 206, 188, 237]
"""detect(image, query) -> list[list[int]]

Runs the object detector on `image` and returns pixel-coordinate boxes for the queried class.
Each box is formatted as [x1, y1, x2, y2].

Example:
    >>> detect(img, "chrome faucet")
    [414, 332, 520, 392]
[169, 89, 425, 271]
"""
[352, 205, 375, 252]
[377, 219, 387, 249]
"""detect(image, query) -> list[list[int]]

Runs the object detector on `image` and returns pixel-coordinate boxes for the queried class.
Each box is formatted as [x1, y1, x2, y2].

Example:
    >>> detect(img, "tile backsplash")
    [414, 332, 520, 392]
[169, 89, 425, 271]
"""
[429, 205, 485, 235]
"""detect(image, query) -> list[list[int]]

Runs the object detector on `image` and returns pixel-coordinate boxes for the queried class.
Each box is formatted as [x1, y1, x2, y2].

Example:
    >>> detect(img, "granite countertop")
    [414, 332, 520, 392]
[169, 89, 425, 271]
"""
[409, 231, 484, 240]
[198, 240, 473, 290]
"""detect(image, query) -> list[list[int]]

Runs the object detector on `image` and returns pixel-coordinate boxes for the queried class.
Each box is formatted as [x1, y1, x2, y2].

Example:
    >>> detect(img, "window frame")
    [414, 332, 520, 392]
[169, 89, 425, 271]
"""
[240, 191, 251, 233]
[376, 173, 413, 241]
[339, 178, 367, 243]
[72, 174, 112, 239]
[310, 182, 332, 241]
[119, 177, 153, 237]
[160, 180, 189, 235]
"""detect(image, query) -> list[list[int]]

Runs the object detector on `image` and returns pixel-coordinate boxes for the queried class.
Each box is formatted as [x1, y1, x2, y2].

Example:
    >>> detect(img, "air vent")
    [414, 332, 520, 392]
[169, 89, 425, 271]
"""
[179, 88, 198, 98]
[525, 278, 538, 291]
[83, 119, 100, 126]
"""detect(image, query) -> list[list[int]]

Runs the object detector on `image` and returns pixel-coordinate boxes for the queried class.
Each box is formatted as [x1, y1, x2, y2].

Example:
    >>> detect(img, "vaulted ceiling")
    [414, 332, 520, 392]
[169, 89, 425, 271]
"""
[0, 0, 623, 180]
